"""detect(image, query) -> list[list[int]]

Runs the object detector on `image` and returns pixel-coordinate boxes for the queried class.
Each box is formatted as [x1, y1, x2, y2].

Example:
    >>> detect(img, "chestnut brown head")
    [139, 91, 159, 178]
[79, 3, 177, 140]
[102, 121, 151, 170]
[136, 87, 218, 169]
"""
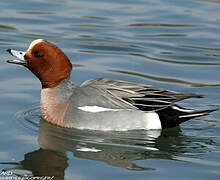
[7, 39, 72, 88]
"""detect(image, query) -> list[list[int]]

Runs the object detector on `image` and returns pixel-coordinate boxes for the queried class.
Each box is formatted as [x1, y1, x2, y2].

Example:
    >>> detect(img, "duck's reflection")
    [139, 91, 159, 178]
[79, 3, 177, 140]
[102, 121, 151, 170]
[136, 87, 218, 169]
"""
[37, 119, 163, 171]
[1, 118, 200, 179]
[21, 149, 68, 180]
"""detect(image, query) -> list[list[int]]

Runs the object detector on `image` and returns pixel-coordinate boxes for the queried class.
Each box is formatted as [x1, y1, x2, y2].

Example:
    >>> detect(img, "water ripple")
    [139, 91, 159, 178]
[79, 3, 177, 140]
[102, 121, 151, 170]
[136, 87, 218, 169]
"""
[108, 69, 220, 87]
[127, 23, 202, 28]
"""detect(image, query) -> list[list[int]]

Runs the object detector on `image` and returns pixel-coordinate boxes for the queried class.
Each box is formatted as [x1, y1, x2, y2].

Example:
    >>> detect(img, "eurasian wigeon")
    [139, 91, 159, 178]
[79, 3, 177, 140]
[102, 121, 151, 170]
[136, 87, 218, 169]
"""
[6, 39, 217, 131]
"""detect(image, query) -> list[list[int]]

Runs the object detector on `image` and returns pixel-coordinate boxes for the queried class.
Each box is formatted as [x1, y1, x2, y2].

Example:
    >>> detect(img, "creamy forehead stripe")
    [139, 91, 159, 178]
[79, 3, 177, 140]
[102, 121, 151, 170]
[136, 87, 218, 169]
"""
[28, 39, 45, 50]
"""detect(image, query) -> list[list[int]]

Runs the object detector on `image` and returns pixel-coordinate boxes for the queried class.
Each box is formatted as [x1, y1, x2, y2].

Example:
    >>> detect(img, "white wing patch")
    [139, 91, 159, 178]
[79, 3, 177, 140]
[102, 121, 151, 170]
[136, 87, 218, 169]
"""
[78, 106, 123, 113]
[76, 146, 102, 152]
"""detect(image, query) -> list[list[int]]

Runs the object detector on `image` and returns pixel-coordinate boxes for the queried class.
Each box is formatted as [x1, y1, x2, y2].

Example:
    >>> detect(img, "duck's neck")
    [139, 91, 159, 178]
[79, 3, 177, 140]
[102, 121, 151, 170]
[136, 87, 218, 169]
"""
[40, 77, 75, 127]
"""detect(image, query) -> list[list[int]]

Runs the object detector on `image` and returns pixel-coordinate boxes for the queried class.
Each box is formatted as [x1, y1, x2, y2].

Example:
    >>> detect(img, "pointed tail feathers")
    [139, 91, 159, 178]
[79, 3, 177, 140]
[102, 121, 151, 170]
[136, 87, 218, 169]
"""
[178, 109, 218, 119]
[158, 105, 218, 129]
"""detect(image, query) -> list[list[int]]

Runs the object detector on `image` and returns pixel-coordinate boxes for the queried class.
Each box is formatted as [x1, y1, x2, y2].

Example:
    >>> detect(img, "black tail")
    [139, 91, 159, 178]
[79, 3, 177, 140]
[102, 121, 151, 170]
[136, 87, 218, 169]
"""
[157, 105, 218, 129]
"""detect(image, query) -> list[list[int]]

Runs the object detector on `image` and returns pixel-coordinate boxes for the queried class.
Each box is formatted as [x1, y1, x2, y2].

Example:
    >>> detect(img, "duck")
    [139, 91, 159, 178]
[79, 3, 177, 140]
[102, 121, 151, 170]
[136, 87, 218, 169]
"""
[6, 39, 217, 131]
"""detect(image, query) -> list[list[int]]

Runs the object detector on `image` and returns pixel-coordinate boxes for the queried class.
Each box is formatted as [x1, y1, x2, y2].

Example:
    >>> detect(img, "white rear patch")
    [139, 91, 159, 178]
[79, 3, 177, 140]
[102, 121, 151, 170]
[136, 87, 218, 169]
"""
[78, 106, 122, 113]
[144, 112, 162, 129]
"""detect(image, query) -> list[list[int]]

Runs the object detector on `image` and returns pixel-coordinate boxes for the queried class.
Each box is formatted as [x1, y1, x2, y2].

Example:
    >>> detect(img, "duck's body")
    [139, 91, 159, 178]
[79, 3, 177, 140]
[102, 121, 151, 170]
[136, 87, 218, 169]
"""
[40, 77, 162, 130]
[7, 39, 217, 131]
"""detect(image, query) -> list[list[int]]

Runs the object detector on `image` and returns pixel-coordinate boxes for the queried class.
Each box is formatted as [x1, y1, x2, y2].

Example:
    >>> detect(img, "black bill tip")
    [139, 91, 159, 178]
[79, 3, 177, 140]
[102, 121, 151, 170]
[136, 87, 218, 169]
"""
[7, 49, 12, 55]
[7, 60, 14, 63]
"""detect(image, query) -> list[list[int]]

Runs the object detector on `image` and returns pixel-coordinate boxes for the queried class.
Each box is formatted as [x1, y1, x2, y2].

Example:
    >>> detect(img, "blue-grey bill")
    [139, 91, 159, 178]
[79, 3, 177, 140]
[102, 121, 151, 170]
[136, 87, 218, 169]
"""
[7, 49, 26, 65]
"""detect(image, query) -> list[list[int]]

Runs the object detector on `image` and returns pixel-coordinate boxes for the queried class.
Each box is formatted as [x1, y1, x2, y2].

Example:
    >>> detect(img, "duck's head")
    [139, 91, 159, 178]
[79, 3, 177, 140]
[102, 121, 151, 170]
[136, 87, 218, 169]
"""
[7, 39, 72, 88]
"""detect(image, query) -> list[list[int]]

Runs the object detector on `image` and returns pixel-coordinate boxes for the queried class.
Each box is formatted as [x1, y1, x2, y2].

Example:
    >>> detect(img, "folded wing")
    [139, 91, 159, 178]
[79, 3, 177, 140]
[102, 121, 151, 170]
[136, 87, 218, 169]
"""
[81, 78, 203, 111]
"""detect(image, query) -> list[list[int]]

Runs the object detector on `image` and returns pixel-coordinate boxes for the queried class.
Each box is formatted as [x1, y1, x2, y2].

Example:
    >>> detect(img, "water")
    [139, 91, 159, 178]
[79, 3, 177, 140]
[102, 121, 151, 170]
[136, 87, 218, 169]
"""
[0, 0, 220, 179]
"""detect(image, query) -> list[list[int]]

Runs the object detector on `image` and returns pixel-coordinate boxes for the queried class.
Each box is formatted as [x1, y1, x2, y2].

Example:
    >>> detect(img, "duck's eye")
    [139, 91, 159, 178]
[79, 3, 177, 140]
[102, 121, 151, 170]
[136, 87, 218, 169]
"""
[34, 51, 43, 58]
